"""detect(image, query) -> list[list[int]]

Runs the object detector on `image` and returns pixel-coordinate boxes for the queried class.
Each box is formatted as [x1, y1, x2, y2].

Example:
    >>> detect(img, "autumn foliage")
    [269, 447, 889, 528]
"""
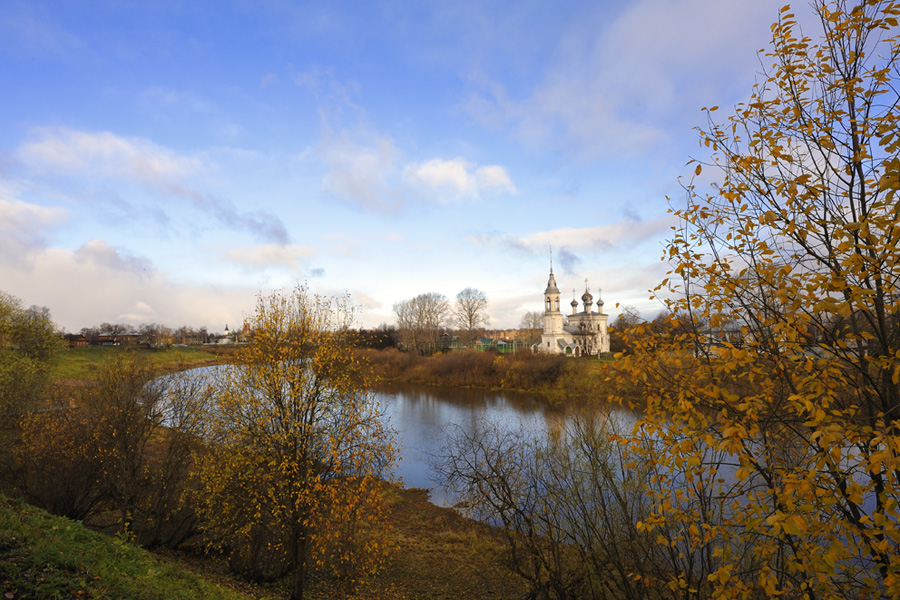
[196, 286, 395, 600]
[14, 354, 208, 548]
[613, 2, 900, 598]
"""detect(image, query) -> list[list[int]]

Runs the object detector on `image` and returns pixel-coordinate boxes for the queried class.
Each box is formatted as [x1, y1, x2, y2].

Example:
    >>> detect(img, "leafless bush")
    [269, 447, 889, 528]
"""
[436, 408, 725, 600]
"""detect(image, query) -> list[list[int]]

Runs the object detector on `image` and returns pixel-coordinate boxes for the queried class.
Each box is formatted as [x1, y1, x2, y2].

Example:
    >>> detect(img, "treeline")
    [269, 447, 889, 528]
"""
[68, 322, 224, 347]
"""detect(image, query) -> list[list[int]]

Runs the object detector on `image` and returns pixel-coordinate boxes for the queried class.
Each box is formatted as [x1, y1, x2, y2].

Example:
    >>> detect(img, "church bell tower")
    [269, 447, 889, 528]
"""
[542, 263, 565, 346]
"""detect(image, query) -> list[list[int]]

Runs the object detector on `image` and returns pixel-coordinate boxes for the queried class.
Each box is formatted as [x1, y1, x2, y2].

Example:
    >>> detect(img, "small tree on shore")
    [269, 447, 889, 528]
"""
[17, 353, 208, 547]
[197, 286, 395, 600]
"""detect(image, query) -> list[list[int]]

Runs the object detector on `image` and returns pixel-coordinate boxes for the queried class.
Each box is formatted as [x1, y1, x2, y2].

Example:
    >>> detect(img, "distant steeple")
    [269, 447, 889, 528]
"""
[544, 253, 560, 313]
[544, 272, 560, 294]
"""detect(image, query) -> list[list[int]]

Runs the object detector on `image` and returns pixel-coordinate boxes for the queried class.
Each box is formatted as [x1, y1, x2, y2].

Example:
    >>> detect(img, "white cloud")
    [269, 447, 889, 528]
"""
[405, 158, 473, 195]
[17, 127, 289, 244]
[464, 0, 796, 158]
[473, 216, 673, 253]
[74, 239, 154, 274]
[475, 165, 516, 193]
[320, 132, 403, 214]
[224, 244, 315, 269]
[118, 301, 158, 324]
[0, 243, 256, 332]
[19, 127, 201, 184]
[403, 158, 516, 202]
[0, 191, 68, 263]
[319, 129, 515, 211]
[0, 193, 67, 237]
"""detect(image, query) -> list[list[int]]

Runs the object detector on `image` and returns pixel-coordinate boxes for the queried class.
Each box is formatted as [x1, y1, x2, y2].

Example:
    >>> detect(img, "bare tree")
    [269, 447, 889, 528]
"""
[519, 311, 543, 345]
[436, 411, 694, 600]
[453, 288, 489, 345]
[393, 292, 449, 354]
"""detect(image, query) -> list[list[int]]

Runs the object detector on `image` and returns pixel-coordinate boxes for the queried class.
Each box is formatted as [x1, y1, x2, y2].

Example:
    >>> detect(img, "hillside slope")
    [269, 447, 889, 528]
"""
[0, 495, 256, 600]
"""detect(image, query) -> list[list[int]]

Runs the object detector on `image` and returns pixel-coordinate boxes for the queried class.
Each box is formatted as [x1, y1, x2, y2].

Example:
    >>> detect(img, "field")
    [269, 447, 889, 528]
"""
[51, 345, 236, 380]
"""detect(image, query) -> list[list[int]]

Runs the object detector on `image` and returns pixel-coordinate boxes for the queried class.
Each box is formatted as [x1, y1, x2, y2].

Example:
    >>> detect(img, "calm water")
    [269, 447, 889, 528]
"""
[373, 381, 567, 506]
[180, 367, 620, 506]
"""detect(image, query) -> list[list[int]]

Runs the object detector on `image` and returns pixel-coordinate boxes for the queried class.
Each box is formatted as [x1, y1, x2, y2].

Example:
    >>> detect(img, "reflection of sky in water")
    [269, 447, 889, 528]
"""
[181, 368, 635, 508]
[375, 382, 567, 507]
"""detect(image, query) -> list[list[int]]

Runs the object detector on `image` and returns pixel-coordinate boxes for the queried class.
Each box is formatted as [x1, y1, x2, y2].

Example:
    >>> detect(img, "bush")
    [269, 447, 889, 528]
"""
[497, 352, 566, 391]
[361, 347, 574, 393]
[12, 356, 207, 549]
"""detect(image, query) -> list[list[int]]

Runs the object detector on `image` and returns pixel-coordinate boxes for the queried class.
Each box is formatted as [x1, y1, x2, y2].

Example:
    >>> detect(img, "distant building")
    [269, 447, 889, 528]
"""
[97, 331, 143, 346]
[539, 266, 610, 356]
[63, 333, 89, 348]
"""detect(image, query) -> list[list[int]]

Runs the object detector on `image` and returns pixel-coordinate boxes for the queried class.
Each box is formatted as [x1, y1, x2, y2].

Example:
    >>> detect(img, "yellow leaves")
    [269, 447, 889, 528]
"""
[197, 285, 396, 591]
[709, 564, 733, 585]
[868, 446, 896, 476]
[609, 3, 900, 595]
[762, 511, 803, 536]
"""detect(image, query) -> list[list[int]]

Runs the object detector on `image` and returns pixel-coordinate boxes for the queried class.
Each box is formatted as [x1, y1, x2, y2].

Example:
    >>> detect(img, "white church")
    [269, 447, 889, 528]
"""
[539, 266, 610, 356]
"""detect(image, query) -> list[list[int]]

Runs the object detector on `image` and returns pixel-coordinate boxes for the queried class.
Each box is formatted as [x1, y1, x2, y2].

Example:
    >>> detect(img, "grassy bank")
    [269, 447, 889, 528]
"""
[51, 345, 237, 381]
[0, 495, 253, 600]
[358, 347, 613, 405]
[1, 487, 527, 600]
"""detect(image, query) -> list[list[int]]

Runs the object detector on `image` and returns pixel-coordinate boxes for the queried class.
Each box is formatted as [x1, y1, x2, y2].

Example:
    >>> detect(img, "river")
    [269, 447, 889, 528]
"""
[373, 381, 565, 506]
[177, 366, 628, 507]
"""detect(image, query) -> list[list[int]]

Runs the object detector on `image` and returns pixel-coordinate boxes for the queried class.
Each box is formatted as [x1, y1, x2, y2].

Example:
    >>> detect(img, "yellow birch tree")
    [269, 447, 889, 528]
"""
[197, 286, 395, 600]
[614, 1, 900, 598]
[0, 292, 60, 414]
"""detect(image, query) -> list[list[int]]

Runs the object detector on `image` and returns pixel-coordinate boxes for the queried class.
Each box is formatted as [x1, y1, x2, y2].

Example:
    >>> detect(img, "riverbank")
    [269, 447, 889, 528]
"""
[163, 484, 527, 599]
[358, 347, 613, 406]
[36, 346, 530, 598]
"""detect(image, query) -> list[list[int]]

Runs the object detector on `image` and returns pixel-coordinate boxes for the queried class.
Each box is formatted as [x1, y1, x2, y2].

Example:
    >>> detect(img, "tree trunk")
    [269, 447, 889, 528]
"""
[290, 530, 308, 600]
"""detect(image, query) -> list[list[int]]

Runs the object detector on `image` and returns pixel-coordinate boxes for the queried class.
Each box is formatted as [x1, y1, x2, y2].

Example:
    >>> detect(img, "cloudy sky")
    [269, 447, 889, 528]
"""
[0, 0, 806, 333]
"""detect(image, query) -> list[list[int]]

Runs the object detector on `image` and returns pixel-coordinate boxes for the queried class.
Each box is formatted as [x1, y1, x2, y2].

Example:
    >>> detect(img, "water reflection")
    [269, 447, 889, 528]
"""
[177, 367, 630, 507]
[374, 382, 567, 506]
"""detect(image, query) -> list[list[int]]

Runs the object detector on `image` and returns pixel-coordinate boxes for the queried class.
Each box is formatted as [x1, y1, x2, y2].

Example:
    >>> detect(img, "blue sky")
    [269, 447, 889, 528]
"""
[0, 0, 802, 333]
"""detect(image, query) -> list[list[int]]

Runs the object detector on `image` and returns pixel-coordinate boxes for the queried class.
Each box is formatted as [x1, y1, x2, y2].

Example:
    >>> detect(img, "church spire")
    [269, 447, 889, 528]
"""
[544, 252, 560, 313]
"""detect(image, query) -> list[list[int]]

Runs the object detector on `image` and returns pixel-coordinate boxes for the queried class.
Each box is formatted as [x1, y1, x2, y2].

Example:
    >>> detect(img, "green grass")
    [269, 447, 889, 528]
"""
[0, 495, 258, 600]
[52, 346, 227, 380]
